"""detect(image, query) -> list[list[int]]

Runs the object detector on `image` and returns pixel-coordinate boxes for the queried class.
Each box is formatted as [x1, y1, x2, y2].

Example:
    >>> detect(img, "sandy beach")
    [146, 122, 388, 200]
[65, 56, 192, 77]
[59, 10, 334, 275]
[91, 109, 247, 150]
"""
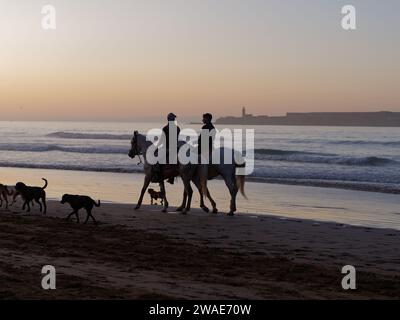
[1, 200, 400, 299]
[2, 0, 400, 305]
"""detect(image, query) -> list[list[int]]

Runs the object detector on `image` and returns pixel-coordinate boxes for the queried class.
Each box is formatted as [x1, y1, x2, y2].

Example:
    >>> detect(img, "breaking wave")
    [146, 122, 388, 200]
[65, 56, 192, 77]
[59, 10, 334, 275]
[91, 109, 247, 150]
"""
[328, 140, 400, 147]
[254, 149, 397, 166]
[0, 161, 142, 174]
[0, 143, 128, 155]
[47, 131, 132, 140]
[0, 144, 397, 167]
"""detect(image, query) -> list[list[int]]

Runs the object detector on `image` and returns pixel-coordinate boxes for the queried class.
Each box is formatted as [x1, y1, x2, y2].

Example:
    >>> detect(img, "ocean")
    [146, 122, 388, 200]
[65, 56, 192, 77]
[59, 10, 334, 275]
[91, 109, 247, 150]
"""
[1, 121, 400, 194]
[1, 121, 400, 230]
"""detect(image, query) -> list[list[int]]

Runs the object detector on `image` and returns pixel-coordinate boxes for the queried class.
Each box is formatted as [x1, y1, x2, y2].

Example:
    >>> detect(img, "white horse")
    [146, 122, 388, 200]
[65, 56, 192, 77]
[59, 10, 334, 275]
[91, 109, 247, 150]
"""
[174, 142, 247, 216]
[197, 148, 247, 216]
[128, 131, 217, 213]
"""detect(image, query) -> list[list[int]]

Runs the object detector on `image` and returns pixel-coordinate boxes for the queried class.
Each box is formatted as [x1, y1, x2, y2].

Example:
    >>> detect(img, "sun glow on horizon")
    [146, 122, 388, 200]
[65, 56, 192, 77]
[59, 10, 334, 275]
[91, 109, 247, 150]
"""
[0, 0, 399, 121]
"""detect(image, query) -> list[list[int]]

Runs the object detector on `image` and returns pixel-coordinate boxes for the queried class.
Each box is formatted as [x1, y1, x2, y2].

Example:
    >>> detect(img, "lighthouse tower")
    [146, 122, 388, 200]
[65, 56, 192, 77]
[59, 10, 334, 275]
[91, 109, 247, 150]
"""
[242, 106, 246, 118]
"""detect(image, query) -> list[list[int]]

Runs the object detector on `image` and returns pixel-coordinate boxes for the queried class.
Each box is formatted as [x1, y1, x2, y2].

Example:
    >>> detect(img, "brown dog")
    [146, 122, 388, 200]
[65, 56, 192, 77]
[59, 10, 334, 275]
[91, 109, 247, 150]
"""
[0, 184, 13, 209]
[61, 194, 100, 224]
[14, 178, 48, 214]
[148, 188, 164, 205]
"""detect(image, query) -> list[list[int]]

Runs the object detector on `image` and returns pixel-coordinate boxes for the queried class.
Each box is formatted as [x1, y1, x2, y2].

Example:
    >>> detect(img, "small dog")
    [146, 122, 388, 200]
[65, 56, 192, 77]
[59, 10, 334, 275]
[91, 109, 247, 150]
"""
[14, 178, 48, 214]
[0, 184, 13, 209]
[148, 188, 164, 205]
[61, 194, 100, 224]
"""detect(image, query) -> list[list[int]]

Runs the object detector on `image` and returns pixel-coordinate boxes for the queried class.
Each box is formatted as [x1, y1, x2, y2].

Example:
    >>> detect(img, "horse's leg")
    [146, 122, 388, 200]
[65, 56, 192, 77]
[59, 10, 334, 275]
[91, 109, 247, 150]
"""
[198, 164, 208, 197]
[182, 179, 193, 214]
[191, 170, 209, 213]
[193, 172, 219, 213]
[135, 174, 151, 210]
[198, 187, 208, 213]
[192, 179, 210, 213]
[222, 172, 238, 216]
[198, 165, 219, 213]
[177, 166, 192, 212]
[176, 190, 187, 212]
[205, 187, 218, 213]
[159, 181, 169, 212]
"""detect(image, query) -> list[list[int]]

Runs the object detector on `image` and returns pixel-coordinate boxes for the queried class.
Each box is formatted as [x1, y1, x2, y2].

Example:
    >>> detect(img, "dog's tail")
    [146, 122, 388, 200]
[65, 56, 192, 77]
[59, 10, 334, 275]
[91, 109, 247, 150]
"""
[41, 178, 48, 190]
[94, 199, 101, 207]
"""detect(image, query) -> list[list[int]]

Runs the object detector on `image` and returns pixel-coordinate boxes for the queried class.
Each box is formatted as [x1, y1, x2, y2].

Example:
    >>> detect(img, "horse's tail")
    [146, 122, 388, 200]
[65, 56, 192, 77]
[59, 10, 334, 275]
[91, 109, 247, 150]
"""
[234, 154, 247, 199]
[235, 175, 247, 199]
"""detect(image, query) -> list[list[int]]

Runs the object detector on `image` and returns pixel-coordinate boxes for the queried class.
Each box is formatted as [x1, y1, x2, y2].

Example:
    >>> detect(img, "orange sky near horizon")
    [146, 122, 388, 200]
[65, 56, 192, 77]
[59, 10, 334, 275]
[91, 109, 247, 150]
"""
[1, 0, 399, 121]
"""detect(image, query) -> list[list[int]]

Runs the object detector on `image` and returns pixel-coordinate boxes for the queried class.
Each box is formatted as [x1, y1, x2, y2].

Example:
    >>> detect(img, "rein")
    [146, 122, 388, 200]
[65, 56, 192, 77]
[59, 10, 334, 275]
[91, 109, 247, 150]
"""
[137, 154, 143, 165]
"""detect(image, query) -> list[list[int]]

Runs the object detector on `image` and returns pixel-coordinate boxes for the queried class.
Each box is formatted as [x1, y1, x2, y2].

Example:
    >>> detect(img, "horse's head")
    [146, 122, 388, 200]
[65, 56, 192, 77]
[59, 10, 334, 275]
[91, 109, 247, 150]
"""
[128, 131, 141, 159]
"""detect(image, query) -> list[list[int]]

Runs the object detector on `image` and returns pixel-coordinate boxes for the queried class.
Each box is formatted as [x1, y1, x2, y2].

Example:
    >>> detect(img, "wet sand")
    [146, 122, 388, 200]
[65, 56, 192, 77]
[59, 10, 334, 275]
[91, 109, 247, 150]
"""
[1, 167, 400, 230]
[1, 200, 400, 299]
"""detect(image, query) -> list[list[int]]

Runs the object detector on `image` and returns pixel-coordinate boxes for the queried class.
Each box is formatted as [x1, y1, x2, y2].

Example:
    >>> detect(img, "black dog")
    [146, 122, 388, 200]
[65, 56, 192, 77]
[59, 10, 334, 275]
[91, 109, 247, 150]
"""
[148, 188, 164, 205]
[0, 184, 13, 209]
[61, 194, 100, 224]
[14, 178, 48, 214]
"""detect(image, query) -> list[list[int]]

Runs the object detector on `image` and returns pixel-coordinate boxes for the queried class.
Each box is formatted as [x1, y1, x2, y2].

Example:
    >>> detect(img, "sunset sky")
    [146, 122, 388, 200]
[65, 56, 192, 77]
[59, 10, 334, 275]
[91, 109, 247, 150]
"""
[0, 0, 399, 121]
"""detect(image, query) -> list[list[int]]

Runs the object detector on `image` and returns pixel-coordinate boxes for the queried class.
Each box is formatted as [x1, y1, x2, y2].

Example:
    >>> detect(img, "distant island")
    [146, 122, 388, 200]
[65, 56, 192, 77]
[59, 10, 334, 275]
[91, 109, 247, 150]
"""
[215, 107, 400, 127]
